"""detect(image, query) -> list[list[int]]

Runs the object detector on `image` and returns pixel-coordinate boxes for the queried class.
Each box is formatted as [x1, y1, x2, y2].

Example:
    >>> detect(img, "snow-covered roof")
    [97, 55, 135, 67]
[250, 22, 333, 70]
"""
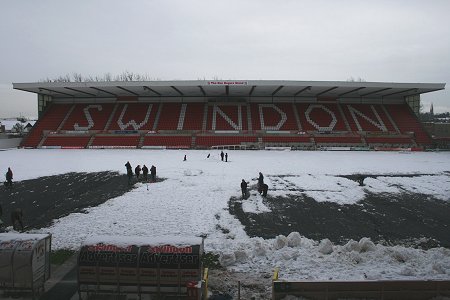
[0, 233, 51, 241]
[82, 235, 203, 247]
[0, 119, 35, 131]
[13, 80, 445, 102]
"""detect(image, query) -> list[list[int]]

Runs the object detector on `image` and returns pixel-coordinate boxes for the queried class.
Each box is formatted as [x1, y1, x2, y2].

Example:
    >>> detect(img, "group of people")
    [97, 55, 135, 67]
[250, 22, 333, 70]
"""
[204, 151, 229, 162]
[125, 161, 157, 184]
[220, 151, 228, 162]
[241, 172, 269, 199]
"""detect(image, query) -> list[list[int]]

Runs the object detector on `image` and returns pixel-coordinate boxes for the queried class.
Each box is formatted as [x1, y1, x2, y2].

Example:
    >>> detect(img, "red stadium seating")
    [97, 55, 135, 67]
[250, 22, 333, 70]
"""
[156, 103, 182, 130]
[206, 104, 249, 131]
[196, 135, 257, 147]
[90, 135, 140, 148]
[365, 136, 413, 146]
[43, 135, 91, 148]
[143, 135, 192, 148]
[21, 104, 72, 148]
[183, 103, 205, 131]
[107, 103, 159, 131]
[61, 103, 115, 131]
[385, 104, 432, 145]
[262, 135, 311, 143]
[23, 101, 431, 149]
[314, 135, 363, 145]
[250, 103, 298, 131]
[297, 103, 348, 132]
[342, 104, 396, 133]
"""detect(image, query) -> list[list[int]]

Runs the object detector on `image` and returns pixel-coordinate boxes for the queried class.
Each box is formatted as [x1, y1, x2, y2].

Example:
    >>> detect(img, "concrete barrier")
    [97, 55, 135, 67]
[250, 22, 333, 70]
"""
[272, 278, 450, 300]
[0, 233, 52, 299]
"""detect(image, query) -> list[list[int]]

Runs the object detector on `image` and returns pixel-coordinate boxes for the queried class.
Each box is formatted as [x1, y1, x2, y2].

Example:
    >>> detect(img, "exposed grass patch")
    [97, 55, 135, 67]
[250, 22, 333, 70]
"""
[202, 252, 222, 269]
[50, 249, 76, 265]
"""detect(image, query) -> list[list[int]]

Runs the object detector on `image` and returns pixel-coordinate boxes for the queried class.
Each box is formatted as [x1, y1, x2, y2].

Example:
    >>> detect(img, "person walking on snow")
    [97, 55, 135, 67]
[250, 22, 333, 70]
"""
[225, 153, 228, 162]
[142, 165, 149, 181]
[150, 165, 157, 182]
[241, 179, 248, 199]
[220, 151, 224, 161]
[125, 161, 133, 184]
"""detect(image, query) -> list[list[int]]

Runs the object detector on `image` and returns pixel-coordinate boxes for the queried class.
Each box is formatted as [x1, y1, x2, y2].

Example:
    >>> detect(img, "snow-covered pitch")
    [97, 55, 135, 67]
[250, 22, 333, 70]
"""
[2, 149, 450, 281]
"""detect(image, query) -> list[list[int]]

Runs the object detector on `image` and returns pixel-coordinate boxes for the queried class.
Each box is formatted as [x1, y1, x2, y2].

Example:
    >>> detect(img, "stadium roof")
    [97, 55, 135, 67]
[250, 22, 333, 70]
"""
[13, 80, 445, 100]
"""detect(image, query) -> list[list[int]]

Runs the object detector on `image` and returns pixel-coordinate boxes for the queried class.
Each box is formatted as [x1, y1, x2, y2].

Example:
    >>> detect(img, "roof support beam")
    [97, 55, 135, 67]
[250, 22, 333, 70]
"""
[64, 87, 96, 97]
[294, 86, 311, 96]
[171, 86, 184, 96]
[116, 86, 139, 96]
[198, 86, 206, 96]
[360, 88, 391, 97]
[272, 85, 284, 96]
[38, 88, 74, 97]
[382, 88, 418, 97]
[338, 87, 366, 97]
[90, 87, 117, 96]
[315, 86, 338, 97]
[249, 86, 256, 96]
[143, 86, 161, 96]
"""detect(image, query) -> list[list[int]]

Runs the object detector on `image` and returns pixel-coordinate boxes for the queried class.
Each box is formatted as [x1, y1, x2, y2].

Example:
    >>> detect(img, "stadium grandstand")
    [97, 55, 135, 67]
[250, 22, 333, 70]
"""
[13, 80, 445, 150]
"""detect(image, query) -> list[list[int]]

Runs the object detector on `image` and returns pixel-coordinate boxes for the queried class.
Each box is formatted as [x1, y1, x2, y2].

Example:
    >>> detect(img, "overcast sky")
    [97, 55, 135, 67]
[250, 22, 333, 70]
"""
[1, 0, 449, 118]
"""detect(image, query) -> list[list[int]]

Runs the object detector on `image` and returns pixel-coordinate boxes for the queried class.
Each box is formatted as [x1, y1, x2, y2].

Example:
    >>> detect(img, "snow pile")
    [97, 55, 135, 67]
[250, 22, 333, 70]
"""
[318, 238, 334, 254]
[210, 233, 450, 281]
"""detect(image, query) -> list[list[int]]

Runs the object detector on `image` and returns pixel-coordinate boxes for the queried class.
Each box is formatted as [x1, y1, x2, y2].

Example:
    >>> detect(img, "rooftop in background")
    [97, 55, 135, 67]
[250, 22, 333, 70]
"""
[13, 80, 445, 101]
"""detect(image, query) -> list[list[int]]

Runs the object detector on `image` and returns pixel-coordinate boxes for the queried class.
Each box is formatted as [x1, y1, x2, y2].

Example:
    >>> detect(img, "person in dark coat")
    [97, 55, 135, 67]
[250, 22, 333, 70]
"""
[11, 208, 23, 232]
[261, 183, 268, 197]
[142, 165, 149, 181]
[5, 167, 13, 188]
[207, 153, 210, 158]
[125, 162, 133, 184]
[220, 151, 224, 161]
[150, 165, 156, 181]
[183, 155, 187, 161]
[258, 172, 264, 193]
[225, 153, 228, 162]
[135, 165, 141, 180]
[240, 179, 248, 199]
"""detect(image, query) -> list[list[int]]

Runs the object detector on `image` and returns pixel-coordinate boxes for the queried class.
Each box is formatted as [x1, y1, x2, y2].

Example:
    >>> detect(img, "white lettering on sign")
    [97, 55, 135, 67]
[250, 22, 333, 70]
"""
[259, 104, 287, 130]
[117, 104, 152, 130]
[212, 105, 242, 130]
[305, 104, 337, 132]
[348, 105, 387, 132]
[207, 81, 248, 85]
[74, 105, 102, 131]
